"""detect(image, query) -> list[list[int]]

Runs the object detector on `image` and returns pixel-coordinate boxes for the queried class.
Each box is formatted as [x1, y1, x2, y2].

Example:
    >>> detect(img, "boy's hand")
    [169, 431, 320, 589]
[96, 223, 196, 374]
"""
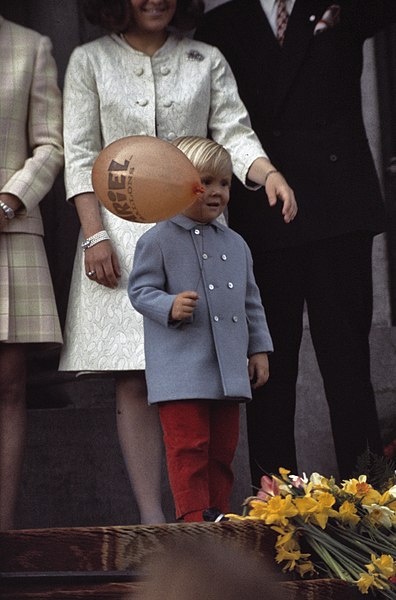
[248, 353, 269, 389]
[171, 291, 199, 321]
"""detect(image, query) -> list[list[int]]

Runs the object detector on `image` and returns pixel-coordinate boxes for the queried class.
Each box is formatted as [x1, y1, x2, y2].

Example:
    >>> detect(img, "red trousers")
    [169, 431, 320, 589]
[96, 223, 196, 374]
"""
[158, 400, 240, 521]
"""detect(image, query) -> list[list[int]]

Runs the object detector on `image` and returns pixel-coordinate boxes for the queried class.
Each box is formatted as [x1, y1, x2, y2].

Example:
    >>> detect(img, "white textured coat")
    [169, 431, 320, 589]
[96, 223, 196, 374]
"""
[129, 215, 273, 403]
[60, 33, 267, 371]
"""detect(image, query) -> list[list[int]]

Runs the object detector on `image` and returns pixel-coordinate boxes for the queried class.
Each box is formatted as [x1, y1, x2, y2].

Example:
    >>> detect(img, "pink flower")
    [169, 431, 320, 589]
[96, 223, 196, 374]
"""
[257, 475, 280, 500]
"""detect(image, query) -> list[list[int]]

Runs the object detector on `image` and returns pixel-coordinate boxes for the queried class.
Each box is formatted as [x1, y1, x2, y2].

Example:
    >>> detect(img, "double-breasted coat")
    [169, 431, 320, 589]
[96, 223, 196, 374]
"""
[128, 215, 273, 403]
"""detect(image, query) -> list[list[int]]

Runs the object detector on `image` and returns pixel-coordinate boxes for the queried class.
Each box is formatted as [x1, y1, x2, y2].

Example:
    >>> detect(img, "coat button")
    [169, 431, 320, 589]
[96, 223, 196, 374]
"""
[273, 130, 281, 137]
[137, 99, 148, 106]
[309, 14, 316, 21]
[163, 100, 173, 107]
[202, 253, 208, 259]
[167, 132, 176, 140]
[161, 66, 170, 75]
[134, 67, 144, 76]
[329, 154, 338, 162]
[208, 284, 214, 290]
[227, 282, 234, 289]
[232, 316, 238, 323]
[194, 228, 200, 235]
[221, 254, 227, 260]
[213, 315, 219, 322]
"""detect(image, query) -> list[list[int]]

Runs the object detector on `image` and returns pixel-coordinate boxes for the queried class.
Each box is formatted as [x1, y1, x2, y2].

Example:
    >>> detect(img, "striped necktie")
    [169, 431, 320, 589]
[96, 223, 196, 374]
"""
[276, 0, 289, 46]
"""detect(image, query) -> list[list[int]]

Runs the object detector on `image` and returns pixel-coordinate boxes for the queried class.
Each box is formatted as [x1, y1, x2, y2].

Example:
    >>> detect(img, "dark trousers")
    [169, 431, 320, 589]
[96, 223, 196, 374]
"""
[159, 400, 240, 520]
[247, 231, 382, 487]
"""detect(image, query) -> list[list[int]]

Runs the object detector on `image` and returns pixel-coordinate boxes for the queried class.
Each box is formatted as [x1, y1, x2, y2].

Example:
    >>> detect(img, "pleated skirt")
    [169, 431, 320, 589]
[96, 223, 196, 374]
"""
[0, 233, 62, 345]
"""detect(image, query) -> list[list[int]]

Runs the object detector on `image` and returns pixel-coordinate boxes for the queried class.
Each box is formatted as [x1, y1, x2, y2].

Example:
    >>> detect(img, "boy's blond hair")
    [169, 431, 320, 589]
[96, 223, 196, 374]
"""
[172, 136, 232, 178]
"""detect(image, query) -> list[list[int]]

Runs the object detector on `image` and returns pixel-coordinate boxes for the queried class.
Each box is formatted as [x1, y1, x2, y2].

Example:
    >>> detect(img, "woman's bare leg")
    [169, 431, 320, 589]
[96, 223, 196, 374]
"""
[115, 371, 165, 524]
[0, 343, 27, 530]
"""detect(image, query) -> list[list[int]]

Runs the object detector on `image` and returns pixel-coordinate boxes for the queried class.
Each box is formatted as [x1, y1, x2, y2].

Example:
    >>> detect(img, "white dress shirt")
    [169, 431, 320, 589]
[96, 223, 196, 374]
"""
[259, 0, 296, 35]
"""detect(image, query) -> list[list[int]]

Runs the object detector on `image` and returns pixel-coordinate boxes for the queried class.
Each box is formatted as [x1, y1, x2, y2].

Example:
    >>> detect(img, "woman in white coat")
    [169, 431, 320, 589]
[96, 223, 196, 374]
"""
[60, 0, 296, 524]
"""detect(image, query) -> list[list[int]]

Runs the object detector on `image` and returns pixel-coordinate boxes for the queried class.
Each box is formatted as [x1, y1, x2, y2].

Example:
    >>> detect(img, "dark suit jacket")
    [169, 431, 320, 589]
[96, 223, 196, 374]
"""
[196, 0, 396, 251]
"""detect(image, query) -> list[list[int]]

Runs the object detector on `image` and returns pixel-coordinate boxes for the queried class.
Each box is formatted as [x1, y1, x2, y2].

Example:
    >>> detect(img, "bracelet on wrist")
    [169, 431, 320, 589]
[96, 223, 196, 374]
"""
[81, 230, 110, 251]
[264, 169, 279, 186]
[0, 200, 15, 220]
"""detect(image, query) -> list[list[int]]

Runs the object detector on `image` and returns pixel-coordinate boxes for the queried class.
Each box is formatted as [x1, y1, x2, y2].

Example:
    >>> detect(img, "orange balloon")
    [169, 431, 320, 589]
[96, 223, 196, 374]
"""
[92, 136, 204, 223]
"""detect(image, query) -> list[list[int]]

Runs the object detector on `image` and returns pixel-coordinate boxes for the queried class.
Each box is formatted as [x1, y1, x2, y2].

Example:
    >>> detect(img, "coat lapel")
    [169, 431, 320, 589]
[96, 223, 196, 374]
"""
[274, 0, 330, 110]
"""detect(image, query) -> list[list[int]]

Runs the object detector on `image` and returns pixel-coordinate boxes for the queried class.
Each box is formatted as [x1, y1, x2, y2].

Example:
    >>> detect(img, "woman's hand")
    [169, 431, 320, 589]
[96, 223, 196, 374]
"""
[75, 191, 121, 288]
[247, 157, 297, 223]
[84, 239, 121, 288]
[264, 170, 297, 223]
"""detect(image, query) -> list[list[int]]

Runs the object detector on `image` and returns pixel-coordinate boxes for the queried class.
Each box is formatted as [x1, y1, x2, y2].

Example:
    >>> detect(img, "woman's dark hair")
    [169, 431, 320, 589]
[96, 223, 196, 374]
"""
[83, 0, 205, 33]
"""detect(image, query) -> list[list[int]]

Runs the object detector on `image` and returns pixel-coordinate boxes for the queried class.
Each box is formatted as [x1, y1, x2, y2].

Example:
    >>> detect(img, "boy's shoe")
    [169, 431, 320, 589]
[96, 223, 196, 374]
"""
[202, 507, 229, 522]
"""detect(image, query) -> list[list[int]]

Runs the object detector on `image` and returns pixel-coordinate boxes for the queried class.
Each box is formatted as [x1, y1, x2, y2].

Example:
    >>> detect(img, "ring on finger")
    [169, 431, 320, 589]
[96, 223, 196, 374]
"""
[87, 270, 96, 277]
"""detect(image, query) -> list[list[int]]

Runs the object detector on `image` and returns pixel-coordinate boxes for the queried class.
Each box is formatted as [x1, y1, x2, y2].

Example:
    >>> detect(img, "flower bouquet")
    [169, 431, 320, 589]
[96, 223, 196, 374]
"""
[228, 459, 396, 598]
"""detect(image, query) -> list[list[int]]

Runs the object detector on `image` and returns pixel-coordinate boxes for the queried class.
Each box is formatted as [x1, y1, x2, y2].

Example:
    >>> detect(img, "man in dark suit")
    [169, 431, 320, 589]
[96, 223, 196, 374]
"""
[196, 0, 396, 484]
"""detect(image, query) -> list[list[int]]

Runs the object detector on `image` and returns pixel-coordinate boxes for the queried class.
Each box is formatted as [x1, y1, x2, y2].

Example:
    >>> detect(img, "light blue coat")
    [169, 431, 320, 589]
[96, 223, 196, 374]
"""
[128, 215, 273, 404]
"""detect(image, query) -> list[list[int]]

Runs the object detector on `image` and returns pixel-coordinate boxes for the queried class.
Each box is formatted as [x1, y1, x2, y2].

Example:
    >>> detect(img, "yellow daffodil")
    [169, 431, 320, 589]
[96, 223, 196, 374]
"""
[273, 526, 297, 548]
[275, 546, 311, 571]
[248, 499, 270, 521]
[357, 572, 376, 594]
[377, 489, 396, 511]
[342, 475, 373, 498]
[367, 554, 396, 578]
[363, 504, 396, 528]
[295, 492, 338, 528]
[279, 467, 291, 480]
[337, 500, 361, 526]
[309, 472, 331, 491]
[366, 554, 396, 579]
[261, 494, 299, 526]
[295, 560, 316, 577]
